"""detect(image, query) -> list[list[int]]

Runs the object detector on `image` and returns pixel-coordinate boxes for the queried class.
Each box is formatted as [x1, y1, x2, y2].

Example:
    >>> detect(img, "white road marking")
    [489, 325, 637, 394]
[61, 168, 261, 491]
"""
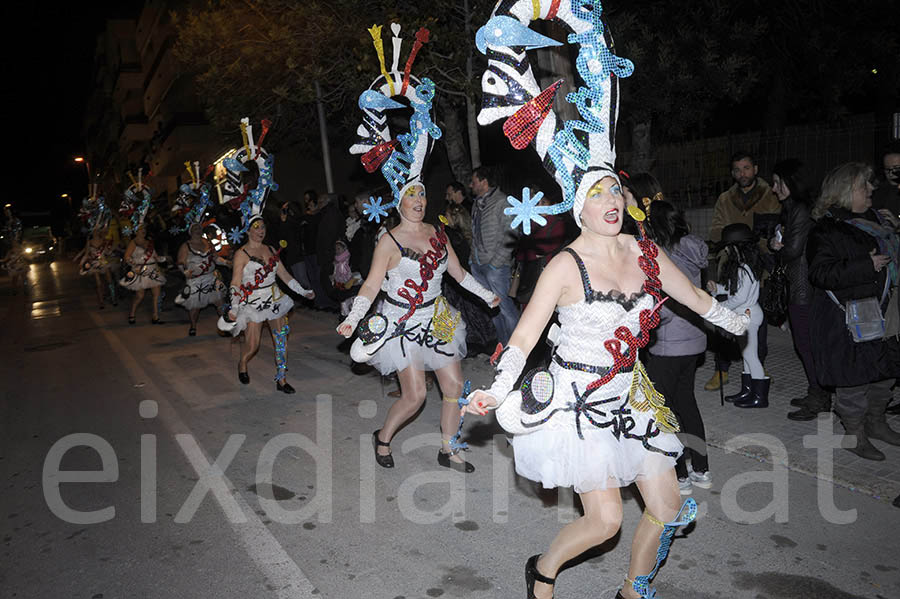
[89, 311, 319, 598]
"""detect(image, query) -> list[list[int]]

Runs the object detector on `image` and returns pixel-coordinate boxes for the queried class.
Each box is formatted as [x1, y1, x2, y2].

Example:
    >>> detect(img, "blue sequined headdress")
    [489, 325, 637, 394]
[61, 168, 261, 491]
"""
[119, 168, 153, 236]
[169, 161, 213, 234]
[79, 184, 110, 234]
[222, 118, 277, 245]
[349, 23, 442, 223]
[475, 0, 633, 232]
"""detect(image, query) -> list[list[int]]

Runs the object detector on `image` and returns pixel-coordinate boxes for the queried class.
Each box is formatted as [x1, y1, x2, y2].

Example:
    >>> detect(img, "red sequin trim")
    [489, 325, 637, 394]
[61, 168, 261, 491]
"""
[396, 225, 449, 323]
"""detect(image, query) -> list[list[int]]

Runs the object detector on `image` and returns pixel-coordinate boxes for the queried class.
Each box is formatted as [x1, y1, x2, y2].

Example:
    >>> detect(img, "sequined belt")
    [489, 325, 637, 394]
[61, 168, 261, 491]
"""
[384, 295, 437, 310]
[552, 351, 635, 376]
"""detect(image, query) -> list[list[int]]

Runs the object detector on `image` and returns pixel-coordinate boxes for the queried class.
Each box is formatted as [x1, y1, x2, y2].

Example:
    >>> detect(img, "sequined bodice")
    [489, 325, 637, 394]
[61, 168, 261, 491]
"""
[241, 255, 276, 287]
[185, 246, 214, 276]
[384, 251, 448, 304]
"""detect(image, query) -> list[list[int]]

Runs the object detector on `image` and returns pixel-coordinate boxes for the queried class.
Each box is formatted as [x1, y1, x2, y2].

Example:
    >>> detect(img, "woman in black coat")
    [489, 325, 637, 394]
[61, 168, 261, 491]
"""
[807, 162, 900, 461]
[769, 160, 827, 420]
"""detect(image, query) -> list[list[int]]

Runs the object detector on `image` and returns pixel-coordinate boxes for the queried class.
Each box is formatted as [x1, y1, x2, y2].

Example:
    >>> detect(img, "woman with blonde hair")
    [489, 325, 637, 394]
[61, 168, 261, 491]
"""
[807, 162, 900, 461]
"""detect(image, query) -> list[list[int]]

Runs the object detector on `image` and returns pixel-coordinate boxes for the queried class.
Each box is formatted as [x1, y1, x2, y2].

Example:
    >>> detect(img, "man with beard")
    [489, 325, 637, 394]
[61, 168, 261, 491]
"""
[872, 141, 900, 218]
[704, 151, 780, 391]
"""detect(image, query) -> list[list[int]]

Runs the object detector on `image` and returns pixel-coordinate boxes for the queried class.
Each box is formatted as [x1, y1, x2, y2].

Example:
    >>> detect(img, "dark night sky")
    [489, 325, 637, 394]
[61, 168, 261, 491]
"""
[5, 2, 143, 216]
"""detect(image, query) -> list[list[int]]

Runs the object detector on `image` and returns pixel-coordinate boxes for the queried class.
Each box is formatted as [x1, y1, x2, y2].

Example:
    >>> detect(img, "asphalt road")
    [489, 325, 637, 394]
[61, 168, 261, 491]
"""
[2, 260, 898, 599]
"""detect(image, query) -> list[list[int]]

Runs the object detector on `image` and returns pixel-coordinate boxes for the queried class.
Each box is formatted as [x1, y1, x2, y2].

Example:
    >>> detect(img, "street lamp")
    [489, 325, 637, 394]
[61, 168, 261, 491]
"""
[74, 156, 92, 182]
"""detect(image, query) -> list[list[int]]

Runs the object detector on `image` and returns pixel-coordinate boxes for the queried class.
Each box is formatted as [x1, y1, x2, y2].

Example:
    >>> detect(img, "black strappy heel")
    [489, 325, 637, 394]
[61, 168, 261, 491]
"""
[525, 554, 555, 599]
[372, 429, 394, 468]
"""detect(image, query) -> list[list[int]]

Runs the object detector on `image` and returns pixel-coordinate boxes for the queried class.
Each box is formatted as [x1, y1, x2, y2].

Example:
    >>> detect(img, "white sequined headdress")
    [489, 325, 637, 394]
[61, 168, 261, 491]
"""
[170, 161, 213, 234]
[349, 23, 441, 223]
[475, 0, 633, 231]
[79, 184, 110, 234]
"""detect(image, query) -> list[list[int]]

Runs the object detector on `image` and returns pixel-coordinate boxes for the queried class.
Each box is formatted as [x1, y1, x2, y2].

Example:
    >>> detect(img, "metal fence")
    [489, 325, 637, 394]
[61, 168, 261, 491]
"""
[621, 114, 893, 212]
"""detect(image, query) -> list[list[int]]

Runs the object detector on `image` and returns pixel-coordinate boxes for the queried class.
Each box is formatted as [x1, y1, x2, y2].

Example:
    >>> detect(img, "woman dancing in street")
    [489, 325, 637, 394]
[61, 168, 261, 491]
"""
[337, 181, 499, 472]
[176, 222, 228, 336]
[466, 2, 749, 596]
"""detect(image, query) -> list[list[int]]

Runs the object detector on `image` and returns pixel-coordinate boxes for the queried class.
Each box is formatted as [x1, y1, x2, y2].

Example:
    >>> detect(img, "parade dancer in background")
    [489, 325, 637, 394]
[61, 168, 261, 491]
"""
[217, 118, 314, 393]
[74, 188, 117, 309]
[338, 22, 500, 472]
[1, 238, 28, 294]
[171, 166, 229, 336]
[464, 2, 750, 597]
[118, 171, 166, 324]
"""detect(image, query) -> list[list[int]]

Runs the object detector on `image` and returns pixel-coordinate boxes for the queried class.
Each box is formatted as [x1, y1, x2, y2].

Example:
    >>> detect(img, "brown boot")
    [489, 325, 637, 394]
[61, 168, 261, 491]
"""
[703, 370, 728, 391]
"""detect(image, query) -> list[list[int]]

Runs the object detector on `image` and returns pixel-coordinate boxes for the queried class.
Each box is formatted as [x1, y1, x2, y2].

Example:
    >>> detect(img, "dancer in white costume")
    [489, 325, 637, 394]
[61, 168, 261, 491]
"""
[74, 190, 117, 309]
[176, 223, 227, 336]
[120, 225, 166, 324]
[338, 22, 500, 472]
[464, 2, 751, 598]
[216, 118, 314, 393]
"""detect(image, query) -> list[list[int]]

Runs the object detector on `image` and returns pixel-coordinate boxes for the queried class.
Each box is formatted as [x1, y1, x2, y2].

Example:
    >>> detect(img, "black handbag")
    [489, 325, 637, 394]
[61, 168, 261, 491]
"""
[761, 264, 789, 324]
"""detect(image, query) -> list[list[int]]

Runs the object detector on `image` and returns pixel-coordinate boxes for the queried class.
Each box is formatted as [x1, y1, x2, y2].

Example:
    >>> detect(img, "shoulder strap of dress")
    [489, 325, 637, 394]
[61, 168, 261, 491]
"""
[386, 230, 404, 252]
[241, 248, 252, 258]
[561, 247, 592, 301]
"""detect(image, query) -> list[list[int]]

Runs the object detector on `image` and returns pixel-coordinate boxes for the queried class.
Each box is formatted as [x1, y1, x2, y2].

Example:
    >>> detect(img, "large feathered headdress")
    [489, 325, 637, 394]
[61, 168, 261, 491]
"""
[475, 0, 633, 232]
[222, 118, 277, 244]
[349, 23, 441, 223]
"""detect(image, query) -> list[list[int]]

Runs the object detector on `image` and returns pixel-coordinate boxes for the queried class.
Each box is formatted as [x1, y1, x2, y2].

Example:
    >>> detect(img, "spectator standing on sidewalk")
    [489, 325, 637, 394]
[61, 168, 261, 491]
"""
[807, 162, 900, 461]
[643, 196, 713, 495]
[470, 166, 520, 345]
[704, 151, 781, 391]
[767, 160, 830, 421]
[276, 200, 306, 290]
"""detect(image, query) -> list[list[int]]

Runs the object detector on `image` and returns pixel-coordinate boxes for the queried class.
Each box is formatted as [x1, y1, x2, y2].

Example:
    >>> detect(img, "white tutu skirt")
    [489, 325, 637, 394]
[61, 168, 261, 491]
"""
[119, 264, 166, 290]
[229, 283, 293, 336]
[80, 256, 111, 276]
[178, 272, 225, 311]
[369, 300, 467, 375]
[510, 365, 682, 494]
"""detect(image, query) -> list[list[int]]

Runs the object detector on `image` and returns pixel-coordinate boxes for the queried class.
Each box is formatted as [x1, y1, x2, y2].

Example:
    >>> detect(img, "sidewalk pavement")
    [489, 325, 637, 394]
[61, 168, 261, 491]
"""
[449, 322, 900, 504]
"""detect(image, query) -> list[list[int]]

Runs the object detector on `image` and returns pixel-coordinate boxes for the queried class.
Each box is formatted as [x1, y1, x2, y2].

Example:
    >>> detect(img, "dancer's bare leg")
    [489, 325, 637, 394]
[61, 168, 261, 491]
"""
[376, 366, 427, 455]
[189, 308, 200, 329]
[150, 286, 161, 320]
[240, 321, 262, 374]
[532, 487, 624, 599]
[130, 289, 145, 319]
[93, 273, 104, 306]
[434, 361, 465, 464]
[620, 468, 681, 599]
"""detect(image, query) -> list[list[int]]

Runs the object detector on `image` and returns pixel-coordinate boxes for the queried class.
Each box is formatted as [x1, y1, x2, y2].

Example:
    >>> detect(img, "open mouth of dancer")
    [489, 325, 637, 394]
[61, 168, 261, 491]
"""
[603, 208, 619, 224]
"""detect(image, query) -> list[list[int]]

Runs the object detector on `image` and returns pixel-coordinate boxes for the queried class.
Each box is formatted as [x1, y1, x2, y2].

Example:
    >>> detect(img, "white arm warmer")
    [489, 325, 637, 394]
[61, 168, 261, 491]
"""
[288, 279, 314, 298]
[460, 273, 497, 305]
[339, 295, 372, 332]
[481, 345, 526, 407]
[701, 296, 750, 336]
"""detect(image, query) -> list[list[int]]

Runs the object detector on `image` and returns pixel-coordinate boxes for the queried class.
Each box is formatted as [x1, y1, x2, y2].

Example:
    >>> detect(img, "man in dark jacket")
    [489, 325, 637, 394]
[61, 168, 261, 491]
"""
[469, 166, 519, 345]
[872, 141, 900, 218]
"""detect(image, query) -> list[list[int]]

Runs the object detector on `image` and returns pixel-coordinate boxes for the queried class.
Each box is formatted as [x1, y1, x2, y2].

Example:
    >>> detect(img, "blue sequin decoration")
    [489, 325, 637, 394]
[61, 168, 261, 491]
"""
[504, 187, 548, 234]
[475, 15, 562, 54]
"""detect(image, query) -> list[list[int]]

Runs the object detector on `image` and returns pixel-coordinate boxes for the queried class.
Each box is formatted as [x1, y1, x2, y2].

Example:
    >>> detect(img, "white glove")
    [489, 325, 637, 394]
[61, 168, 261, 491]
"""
[288, 279, 314, 299]
[701, 296, 750, 335]
[478, 345, 526, 407]
[339, 295, 372, 333]
[460, 273, 498, 306]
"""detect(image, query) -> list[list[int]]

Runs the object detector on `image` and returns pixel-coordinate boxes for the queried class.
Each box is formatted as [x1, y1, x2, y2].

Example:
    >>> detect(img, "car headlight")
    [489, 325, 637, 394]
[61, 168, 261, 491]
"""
[24, 247, 33, 254]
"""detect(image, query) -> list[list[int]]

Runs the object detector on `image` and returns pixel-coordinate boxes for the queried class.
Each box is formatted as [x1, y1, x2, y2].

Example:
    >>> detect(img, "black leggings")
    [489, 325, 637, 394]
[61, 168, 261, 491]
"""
[646, 352, 708, 477]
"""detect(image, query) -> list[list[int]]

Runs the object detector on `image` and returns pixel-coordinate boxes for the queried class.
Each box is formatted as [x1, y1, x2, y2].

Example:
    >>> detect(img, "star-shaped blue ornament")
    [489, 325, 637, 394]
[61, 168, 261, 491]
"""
[123, 226, 134, 237]
[362, 196, 389, 223]
[228, 226, 245, 246]
[504, 188, 549, 235]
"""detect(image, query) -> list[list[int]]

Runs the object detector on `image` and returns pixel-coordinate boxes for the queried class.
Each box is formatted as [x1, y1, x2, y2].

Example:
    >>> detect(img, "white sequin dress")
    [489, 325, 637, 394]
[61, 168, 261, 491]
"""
[228, 248, 293, 336]
[509, 247, 682, 493]
[119, 244, 166, 290]
[369, 228, 466, 375]
[178, 245, 225, 311]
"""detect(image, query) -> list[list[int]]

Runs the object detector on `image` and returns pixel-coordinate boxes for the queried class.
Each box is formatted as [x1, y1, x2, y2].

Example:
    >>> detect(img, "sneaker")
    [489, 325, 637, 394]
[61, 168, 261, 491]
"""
[703, 371, 728, 391]
[677, 477, 692, 495]
[689, 470, 713, 489]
